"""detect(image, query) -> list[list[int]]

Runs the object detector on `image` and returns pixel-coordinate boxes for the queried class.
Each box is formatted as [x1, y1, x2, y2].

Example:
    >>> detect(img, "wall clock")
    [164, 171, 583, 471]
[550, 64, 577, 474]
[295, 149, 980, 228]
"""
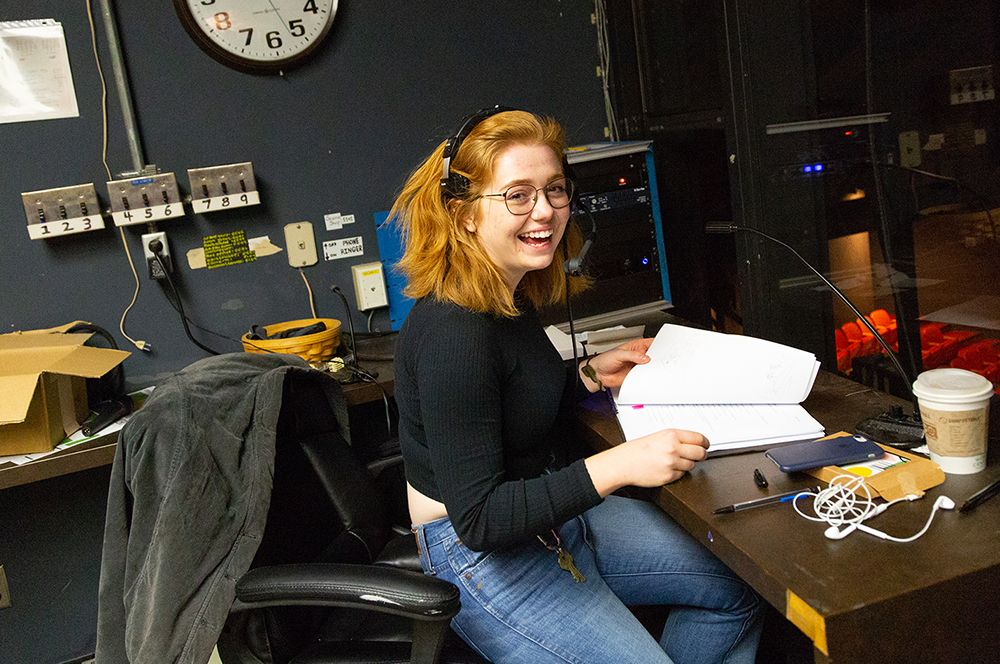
[174, 0, 338, 74]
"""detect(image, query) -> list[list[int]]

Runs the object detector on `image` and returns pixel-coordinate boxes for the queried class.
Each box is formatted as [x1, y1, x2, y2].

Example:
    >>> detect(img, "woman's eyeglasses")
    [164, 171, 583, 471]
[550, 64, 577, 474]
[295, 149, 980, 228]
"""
[476, 178, 575, 215]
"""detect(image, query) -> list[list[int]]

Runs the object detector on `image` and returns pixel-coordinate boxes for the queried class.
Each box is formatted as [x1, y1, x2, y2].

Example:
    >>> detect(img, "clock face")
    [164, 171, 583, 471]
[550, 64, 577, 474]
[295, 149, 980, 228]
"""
[175, 0, 338, 74]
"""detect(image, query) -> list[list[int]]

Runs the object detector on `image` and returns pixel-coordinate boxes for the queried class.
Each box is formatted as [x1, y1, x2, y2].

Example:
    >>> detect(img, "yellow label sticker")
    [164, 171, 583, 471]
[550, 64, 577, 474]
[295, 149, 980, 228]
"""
[786, 590, 828, 655]
[204, 230, 257, 269]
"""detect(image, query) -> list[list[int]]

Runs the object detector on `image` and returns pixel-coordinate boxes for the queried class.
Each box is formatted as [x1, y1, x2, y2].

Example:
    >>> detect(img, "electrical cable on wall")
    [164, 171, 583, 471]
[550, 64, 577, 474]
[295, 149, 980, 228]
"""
[87, 0, 150, 353]
[299, 267, 318, 318]
[892, 163, 1000, 247]
[594, 0, 620, 141]
[152, 249, 219, 355]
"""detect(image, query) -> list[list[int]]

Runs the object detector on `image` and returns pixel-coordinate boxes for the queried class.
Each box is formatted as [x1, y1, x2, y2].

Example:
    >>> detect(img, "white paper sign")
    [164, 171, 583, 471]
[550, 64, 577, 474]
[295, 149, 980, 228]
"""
[324, 212, 356, 231]
[323, 236, 364, 260]
[0, 19, 80, 124]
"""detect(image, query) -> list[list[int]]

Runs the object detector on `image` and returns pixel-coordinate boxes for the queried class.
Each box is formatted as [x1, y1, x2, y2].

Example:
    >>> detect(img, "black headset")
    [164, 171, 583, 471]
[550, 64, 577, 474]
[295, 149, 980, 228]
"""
[440, 105, 516, 200]
[439, 105, 595, 276]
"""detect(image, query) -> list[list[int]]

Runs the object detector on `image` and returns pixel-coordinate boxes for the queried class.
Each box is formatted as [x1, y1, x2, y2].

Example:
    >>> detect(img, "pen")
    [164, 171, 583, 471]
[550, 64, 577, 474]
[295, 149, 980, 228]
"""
[959, 476, 1000, 513]
[713, 487, 816, 515]
[753, 468, 768, 489]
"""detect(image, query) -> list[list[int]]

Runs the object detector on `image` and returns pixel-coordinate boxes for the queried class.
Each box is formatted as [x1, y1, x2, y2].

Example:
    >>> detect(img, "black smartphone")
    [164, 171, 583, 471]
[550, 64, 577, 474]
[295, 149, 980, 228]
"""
[765, 434, 883, 473]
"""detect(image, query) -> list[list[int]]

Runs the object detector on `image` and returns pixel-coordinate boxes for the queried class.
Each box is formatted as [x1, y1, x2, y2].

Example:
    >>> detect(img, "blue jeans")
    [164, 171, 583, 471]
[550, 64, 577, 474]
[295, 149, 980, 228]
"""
[413, 495, 762, 664]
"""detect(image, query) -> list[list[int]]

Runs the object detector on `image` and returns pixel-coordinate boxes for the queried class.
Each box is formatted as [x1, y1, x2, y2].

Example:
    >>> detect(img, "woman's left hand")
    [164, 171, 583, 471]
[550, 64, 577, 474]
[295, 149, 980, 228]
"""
[579, 338, 653, 392]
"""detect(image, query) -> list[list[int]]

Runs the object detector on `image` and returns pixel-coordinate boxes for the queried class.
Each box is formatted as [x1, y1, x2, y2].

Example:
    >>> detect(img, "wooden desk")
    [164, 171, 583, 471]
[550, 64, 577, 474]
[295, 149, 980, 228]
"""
[573, 371, 1000, 663]
[0, 344, 397, 490]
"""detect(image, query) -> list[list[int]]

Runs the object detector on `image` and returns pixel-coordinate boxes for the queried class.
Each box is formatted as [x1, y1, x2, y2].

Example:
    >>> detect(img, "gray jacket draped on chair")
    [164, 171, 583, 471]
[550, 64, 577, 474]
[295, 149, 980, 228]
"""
[95, 352, 348, 664]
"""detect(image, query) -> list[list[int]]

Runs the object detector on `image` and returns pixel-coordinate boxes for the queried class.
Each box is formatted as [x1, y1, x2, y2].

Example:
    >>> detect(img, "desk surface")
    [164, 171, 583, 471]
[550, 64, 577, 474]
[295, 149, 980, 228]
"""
[574, 370, 1000, 664]
[0, 341, 397, 491]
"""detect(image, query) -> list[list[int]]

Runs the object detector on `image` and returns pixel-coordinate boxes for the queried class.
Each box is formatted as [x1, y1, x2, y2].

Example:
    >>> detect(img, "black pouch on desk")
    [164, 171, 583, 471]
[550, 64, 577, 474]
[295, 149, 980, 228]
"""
[765, 434, 884, 473]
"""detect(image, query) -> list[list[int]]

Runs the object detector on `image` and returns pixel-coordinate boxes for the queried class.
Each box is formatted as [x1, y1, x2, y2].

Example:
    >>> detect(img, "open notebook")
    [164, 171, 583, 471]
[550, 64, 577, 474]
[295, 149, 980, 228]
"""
[611, 324, 824, 456]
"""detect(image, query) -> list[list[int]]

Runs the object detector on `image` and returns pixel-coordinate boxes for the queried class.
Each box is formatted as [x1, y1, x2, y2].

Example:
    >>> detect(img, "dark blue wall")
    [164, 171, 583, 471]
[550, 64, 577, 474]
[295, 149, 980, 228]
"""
[0, 0, 605, 386]
[0, 2, 604, 661]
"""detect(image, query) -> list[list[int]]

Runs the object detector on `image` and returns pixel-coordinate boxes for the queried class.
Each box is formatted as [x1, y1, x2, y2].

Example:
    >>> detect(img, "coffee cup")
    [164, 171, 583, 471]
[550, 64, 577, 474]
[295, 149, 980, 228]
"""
[912, 368, 994, 474]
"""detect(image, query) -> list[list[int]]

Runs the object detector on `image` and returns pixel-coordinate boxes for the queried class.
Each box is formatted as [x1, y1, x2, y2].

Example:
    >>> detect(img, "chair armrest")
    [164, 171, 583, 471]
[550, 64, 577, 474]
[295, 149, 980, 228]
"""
[375, 532, 424, 572]
[230, 563, 461, 621]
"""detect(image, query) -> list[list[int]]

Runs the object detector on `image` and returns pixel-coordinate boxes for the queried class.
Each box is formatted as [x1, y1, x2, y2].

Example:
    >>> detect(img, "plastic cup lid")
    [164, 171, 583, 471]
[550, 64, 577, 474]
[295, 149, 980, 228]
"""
[912, 368, 995, 403]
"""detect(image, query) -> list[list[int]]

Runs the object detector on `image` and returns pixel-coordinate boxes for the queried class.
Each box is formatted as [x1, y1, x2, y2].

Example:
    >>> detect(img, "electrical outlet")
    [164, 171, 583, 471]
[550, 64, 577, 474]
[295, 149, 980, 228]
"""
[142, 231, 172, 280]
[0, 565, 11, 609]
[950, 65, 995, 105]
[898, 130, 921, 169]
[352, 262, 389, 311]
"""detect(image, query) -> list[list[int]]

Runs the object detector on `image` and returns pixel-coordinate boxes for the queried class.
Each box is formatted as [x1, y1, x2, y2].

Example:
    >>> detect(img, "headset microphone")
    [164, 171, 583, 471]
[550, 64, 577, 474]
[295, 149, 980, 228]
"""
[563, 203, 596, 277]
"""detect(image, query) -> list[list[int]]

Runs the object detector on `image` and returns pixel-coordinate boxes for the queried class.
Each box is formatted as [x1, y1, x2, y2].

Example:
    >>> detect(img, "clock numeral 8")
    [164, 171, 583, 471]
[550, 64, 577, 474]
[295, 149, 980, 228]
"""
[214, 12, 231, 30]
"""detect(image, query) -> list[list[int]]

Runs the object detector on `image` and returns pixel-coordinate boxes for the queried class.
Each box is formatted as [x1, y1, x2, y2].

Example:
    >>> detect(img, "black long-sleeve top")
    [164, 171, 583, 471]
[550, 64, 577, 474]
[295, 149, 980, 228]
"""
[395, 297, 602, 551]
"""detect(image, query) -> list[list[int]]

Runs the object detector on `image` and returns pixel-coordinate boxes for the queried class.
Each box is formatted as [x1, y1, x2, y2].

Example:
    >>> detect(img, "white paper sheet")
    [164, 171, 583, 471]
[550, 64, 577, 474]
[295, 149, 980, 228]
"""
[617, 324, 821, 405]
[612, 399, 824, 455]
[0, 19, 80, 124]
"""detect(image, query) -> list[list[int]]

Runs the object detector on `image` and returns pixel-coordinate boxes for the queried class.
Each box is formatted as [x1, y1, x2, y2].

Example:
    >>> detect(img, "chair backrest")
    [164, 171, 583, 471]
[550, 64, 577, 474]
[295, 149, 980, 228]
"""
[254, 370, 391, 568]
[841, 321, 863, 342]
[835, 328, 848, 350]
[235, 370, 394, 663]
[870, 309, 894, 329]
[921, 323, 945, 345]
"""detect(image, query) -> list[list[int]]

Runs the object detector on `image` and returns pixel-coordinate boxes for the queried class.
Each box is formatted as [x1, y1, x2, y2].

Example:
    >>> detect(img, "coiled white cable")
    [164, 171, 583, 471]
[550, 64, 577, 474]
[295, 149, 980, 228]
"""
[791, 474, 954, 542]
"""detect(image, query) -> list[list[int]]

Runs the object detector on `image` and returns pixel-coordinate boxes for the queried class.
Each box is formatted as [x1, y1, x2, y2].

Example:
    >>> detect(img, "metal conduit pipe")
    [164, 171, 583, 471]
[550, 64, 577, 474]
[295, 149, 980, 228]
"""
[97, 0, 145, 175]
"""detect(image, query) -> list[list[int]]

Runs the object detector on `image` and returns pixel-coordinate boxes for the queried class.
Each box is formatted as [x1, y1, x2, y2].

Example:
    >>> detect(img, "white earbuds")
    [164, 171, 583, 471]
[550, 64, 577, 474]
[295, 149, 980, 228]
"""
[934, 495, 956, 510]
[823, 494, 955, 542]
[824, 523, 858, 540]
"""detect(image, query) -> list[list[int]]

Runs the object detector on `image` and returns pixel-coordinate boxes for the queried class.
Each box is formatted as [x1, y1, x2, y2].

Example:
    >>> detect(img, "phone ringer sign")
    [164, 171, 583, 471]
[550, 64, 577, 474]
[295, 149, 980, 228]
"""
[323, 236, 364, 260]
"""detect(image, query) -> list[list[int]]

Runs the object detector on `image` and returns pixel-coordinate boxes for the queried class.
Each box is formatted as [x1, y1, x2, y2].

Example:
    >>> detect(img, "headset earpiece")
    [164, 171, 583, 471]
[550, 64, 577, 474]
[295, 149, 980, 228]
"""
[440, 105, 516, 201]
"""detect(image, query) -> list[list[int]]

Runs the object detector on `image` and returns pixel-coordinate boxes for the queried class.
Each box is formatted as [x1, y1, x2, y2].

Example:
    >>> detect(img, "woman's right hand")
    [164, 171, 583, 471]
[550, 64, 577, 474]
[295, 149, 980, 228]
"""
[584, 429, 710, 497]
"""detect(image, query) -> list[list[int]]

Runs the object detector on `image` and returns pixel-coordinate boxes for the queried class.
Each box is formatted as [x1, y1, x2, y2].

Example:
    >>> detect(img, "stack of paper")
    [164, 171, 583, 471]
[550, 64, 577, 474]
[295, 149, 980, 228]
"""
[612, 324, 824, 456]
[545, 325, 646, 361]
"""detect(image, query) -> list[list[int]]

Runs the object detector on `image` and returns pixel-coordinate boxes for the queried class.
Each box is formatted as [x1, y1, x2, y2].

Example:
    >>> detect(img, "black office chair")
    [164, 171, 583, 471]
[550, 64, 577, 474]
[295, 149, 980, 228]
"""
[216, 368, 488, 664]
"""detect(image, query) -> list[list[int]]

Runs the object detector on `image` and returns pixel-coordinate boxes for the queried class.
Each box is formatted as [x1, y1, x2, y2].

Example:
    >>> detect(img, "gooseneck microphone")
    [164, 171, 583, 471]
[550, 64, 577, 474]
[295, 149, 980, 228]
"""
[706, 222, 924, 448]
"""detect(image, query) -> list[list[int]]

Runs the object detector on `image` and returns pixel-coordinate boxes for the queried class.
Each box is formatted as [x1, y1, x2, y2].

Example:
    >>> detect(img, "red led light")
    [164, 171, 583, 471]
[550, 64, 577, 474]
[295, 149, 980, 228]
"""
[618, 177, 626, 184]
[844, 130, 853, 136]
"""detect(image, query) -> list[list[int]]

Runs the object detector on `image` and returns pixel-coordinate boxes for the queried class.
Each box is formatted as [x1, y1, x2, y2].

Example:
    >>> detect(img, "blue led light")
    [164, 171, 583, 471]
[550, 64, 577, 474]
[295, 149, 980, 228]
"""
[814, 163, 824, 172]
[641, 257, 649, 266]
[803, 165, 813, 173]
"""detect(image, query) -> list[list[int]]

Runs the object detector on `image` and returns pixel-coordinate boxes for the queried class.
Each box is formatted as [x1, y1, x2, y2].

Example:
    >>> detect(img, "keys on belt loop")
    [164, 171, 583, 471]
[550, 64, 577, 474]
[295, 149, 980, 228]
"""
[537, 529, 585, 583]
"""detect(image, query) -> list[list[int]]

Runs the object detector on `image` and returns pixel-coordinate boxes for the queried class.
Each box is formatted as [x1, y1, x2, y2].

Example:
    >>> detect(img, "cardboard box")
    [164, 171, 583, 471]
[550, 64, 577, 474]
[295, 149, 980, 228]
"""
[803, 432, 945, 501]
[0, 323, 129, 456]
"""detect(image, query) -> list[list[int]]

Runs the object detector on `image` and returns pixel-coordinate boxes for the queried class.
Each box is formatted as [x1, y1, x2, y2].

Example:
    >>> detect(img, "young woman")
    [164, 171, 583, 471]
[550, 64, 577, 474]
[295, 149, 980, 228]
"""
[390, 109, 762, 664]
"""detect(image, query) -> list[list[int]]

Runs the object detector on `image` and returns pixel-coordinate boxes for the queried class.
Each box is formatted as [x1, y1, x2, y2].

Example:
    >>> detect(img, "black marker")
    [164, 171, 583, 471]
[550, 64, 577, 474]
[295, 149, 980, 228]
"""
[959, 476, 1000, 513]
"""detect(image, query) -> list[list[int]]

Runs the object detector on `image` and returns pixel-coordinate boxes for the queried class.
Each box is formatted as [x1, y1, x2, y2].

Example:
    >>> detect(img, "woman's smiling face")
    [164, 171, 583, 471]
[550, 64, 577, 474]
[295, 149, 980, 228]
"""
[465, 143, 569, 295]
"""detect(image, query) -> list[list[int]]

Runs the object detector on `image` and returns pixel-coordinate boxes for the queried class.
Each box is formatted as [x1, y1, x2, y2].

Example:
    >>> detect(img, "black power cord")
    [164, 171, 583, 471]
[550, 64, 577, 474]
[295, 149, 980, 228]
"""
[150, 242, 220, 356]
[329, 284, 380, 383]
[63, 322, 133, 436]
